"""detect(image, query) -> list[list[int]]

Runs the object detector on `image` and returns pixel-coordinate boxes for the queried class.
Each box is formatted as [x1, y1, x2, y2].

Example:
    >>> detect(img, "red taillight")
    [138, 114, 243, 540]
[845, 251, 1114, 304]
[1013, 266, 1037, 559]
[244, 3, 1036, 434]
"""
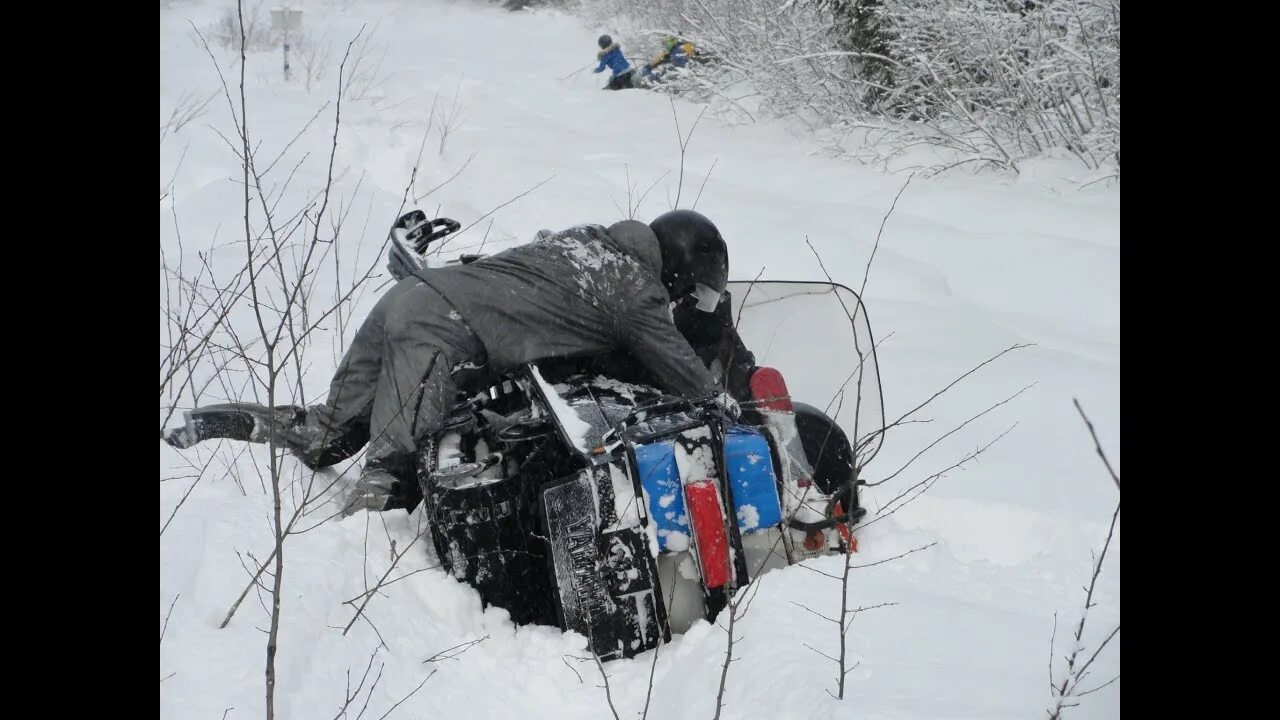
[749, 367, 794, 412]
[684, 481, 731, 588]
[834, 500, 857, 552]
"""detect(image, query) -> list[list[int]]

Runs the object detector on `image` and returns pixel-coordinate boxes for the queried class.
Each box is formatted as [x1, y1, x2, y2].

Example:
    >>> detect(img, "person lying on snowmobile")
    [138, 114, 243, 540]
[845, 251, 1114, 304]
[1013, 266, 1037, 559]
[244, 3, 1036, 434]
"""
[163, 210, 738, 515]
[593, 34, 637, 90]
[641, 36, 696, 82]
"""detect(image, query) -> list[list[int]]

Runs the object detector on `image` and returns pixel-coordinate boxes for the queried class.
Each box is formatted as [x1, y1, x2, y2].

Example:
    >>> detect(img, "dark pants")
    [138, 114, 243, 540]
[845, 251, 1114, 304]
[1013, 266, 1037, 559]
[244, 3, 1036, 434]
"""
[297, 278, 487, 475]
[605, 69, 635, 90]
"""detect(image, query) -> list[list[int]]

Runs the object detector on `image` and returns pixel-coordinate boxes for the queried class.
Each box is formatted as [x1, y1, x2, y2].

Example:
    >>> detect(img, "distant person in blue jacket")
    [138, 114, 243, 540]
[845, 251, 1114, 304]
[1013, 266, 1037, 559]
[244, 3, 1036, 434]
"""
[593, 34, 636, 90]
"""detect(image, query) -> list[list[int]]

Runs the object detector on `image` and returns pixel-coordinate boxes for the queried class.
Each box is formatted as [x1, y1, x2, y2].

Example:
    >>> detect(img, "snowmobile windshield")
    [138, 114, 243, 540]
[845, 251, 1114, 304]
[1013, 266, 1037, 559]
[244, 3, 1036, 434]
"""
[726, 280, 886, 468]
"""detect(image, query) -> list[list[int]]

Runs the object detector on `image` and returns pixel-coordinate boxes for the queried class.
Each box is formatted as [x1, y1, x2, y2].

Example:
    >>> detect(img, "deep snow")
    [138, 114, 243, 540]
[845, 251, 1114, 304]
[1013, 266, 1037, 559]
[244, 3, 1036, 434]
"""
[160, 1, 1119, 718]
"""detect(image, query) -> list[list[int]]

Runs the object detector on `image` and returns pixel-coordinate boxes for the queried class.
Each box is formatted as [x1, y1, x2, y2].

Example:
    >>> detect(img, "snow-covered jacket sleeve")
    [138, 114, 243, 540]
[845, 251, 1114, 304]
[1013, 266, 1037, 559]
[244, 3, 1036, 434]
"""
[619, 291, 719, 400]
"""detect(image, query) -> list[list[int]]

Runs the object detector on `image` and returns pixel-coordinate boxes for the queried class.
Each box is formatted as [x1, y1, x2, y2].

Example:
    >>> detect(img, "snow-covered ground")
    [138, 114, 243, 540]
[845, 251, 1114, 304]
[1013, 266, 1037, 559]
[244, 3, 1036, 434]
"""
[160, 1, 1120, 718]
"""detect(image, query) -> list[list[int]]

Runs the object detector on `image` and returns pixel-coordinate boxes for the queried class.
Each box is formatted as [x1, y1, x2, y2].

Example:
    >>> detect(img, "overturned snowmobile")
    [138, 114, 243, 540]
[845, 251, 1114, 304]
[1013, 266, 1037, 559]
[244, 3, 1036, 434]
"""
[160, 270, 885, 661]
[416, 281, 884, 661]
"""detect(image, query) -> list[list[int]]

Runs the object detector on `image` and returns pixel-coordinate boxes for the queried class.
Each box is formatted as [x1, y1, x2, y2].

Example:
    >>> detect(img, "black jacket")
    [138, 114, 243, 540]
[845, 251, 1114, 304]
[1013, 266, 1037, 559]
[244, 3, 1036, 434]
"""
[420, 221, 718, 400]
[672, 290, 758, 401]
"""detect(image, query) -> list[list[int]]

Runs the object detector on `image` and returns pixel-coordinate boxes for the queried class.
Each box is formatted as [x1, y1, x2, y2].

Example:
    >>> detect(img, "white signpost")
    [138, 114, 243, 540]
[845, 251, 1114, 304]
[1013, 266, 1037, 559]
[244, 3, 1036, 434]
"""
[270, 6, 303, 81]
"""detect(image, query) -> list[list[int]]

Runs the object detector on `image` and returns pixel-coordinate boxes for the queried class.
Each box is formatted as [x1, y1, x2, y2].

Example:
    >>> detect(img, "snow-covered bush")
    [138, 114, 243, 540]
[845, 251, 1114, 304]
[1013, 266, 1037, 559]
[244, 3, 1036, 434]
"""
[863, 0, 1119, 171]
[573, 0, 847, 123]
[570, 0, 1119, 174]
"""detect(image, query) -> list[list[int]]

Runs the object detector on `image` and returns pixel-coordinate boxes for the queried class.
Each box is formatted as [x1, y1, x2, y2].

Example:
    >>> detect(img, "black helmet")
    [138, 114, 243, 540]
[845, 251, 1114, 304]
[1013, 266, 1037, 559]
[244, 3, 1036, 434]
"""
[598, 34, 613, 49]
[649, 209, 728, 312]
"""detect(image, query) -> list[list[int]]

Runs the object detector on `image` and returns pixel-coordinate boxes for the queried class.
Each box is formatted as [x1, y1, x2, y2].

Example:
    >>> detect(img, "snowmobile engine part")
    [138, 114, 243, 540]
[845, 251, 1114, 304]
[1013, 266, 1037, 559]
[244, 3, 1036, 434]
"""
[428, 460, 499, 489]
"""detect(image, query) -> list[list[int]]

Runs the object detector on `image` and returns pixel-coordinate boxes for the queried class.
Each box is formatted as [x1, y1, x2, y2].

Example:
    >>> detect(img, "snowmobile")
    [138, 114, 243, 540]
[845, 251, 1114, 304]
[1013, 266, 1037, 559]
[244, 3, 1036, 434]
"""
[162, 214, 885, 662]
[412, 278, 884, 661]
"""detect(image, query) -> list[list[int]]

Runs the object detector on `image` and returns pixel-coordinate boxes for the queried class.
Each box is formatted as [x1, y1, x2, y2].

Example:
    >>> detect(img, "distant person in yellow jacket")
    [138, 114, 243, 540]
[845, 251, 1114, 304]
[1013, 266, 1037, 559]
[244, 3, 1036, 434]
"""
[641, 36, 696, 81]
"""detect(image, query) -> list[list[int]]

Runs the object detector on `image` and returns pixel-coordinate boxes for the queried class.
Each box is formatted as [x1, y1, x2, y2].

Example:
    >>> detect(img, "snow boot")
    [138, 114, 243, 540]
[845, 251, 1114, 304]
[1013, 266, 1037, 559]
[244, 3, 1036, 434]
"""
[161, 402, 367, 470]
[162, 402, 307, 449]
[341, 467, 401, 516]
[342, 450, 421, 516]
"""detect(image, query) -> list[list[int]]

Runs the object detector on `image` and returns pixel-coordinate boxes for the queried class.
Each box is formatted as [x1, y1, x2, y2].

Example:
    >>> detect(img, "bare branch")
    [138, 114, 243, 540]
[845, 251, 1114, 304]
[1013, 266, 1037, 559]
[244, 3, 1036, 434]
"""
[849, 542, 938, 571]
[861, 174, 914, 301]
[429, 175, 556, 257]
[562, 656, 583, 684]
[589, 647, 622, 720]
[160, 594, 180, 645]
[422, 635, 490, 663]
[789, 600, 839, 626]
[375, 670, 436, 720]
[161, 460, 212, 536]
[416, 147, 478, 200]
[330, 647, 380, 720]
[791, 562, 843, 581]
[640, 552, 683, 720]
[1073, 399, 1119, 489]
[871, 383, 1034, 488]
[803, 642, 842, 665]
[711, 592, 741, 720]
[1071, 624, 1120, 692]
[859, 427, 1013, 532]
[843, 602, 899, 635]
[1049, 611, 1058, 691]
[668, 93, 708, 209]
[219, 544, 279, 629]
[343, 527, 429, 635]
[692, 157, 719, 211]
[1075, 674, 1119, 698]
[1049, 488, 1120, 718]
[858, 343, 1034, 459]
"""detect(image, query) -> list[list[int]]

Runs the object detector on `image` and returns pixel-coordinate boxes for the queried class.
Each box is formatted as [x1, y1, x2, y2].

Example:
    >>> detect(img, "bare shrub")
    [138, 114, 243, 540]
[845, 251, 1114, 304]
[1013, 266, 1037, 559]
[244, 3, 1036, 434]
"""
[295, 32, 334, 93]
[206, 0, 277, 52]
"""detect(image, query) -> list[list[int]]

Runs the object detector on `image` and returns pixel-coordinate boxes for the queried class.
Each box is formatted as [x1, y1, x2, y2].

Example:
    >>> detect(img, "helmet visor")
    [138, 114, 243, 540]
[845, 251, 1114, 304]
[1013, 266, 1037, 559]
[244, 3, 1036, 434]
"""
[693, 282, 723, 312]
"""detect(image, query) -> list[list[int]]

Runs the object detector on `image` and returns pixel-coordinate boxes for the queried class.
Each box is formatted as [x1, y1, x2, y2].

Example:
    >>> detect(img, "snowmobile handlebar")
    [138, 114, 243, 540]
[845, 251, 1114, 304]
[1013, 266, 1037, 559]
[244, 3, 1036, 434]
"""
[600, 394, 733, 444]
[407, 217, 461, 254]
[393, 210, 462, 255]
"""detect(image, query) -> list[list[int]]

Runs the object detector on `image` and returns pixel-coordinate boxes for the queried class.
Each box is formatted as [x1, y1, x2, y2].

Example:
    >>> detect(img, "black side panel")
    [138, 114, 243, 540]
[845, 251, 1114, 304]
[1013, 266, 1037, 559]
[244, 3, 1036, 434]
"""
[542, 473, 669, 661]
[424, 472, 552, 625]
